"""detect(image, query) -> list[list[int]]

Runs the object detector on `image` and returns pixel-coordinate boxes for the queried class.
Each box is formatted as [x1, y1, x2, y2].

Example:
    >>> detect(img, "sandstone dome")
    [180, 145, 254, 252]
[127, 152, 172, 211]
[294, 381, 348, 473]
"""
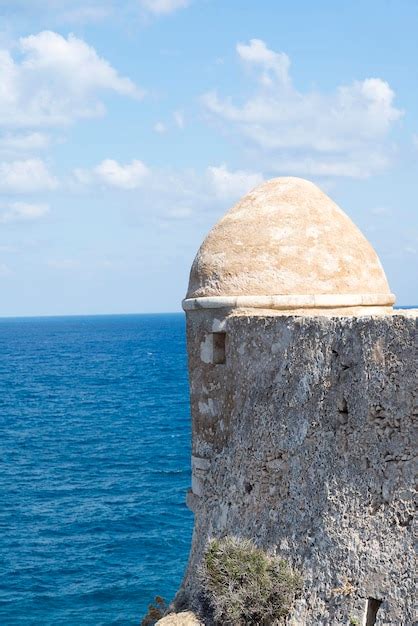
[184, 177, 395, 312]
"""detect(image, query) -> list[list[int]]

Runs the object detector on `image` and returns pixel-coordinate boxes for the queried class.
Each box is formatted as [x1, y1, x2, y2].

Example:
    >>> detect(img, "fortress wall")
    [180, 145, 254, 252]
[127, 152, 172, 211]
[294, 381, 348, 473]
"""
[181, 312, 417, 625]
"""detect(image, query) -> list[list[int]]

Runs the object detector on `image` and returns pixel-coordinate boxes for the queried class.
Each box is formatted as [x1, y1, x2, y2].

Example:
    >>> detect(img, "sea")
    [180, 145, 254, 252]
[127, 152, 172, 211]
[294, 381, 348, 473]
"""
[0, 314, 193, 626]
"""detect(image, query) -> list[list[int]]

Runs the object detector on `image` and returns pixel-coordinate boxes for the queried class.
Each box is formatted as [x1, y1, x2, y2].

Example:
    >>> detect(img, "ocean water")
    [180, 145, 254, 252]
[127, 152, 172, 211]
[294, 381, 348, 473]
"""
[0, 314, 193, 626]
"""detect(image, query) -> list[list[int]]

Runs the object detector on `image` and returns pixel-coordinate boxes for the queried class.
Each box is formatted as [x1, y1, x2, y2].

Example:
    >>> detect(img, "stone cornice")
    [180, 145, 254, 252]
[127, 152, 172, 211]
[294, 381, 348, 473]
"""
[182, 293, 396, 311]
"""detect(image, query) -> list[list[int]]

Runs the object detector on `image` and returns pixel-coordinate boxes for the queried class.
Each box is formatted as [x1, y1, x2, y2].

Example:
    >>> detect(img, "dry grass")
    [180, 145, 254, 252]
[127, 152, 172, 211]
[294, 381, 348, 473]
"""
[199, 536, 302, 625]
[332, 577, 355, 596]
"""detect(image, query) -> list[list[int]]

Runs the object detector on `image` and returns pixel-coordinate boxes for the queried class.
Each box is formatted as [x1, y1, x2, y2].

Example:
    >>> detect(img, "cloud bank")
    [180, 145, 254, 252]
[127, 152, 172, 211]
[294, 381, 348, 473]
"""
[202, 39, 403, 178]
[0, 31, 143, 128]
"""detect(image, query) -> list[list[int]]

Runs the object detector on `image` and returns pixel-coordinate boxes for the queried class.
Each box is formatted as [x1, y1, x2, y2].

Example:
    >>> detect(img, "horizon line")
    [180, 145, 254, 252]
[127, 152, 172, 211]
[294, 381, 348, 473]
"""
[0, 305, 416, 321]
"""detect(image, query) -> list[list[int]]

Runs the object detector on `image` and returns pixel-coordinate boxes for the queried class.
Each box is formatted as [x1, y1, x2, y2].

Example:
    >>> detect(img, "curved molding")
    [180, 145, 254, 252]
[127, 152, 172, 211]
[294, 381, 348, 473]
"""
[182, 293, 396, 311]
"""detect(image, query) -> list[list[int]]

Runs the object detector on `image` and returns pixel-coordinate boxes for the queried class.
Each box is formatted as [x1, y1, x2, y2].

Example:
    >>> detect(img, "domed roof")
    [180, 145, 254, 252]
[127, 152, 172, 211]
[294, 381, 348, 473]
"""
[184, 177, 395, 312]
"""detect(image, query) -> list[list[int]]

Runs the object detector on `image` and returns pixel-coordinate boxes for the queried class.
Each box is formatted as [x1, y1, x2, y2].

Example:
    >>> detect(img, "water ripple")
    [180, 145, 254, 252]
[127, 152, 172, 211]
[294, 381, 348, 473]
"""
[0, 314, 193, 625]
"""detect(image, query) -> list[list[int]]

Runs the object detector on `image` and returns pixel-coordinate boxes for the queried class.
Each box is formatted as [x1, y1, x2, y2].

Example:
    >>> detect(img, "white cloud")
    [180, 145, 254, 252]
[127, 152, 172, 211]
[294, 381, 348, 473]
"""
[75, 159, 150, 189]
[371, 206, 392, 216]
[153, 165, 263, 223]
[207, 164, 263, 200]
[95, 159, 150, 189]
[0, 201, 50, 223]
[73, 157, 263, 214]
[0, 159, 58, 192]
[404, 245, 417, 255]
[60, 6, 111, 23]
[237, 38, 290, 87]
[174, 110, 185, 129]
[138, 0, 190, 15]
[269, 152, 391, 180]
[153, 121, 167, 134]
[2, 0, 190, 23]
[202, 39, 403, 178]
[166, 206, 193, 219]
[0, 1, 113, 23]
[48, 258, 82, 270]
[0, 31, 143, 128]
[0, 132, 50, 154]
[0, 263, 13, 277]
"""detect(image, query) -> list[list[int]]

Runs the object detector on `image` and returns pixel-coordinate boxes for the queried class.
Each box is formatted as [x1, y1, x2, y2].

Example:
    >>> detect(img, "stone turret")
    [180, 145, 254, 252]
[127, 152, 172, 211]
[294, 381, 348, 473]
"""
[184, 177, 394, 314]
[178, 177, 416, 625]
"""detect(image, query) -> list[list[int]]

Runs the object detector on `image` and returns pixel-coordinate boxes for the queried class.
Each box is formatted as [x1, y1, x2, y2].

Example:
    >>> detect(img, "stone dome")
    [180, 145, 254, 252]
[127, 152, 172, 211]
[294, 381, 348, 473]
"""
[184, 177, 395, 312]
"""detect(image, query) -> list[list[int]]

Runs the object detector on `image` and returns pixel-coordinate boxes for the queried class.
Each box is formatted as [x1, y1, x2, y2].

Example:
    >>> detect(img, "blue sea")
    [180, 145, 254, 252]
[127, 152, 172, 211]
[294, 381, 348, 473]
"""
[0, 314, 193, 626]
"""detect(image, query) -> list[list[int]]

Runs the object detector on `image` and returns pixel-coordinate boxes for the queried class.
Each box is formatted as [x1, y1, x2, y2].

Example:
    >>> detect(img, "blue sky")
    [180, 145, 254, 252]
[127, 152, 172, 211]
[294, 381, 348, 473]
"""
[0, 0, 417, 316]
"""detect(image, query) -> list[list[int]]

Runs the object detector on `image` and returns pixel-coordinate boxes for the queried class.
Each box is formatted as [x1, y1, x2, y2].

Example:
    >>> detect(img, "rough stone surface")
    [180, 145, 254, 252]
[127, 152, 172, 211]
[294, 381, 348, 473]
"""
[156, 611, 203, 625]
[177, 312, 417, 625]
[187, 177, 392, 302]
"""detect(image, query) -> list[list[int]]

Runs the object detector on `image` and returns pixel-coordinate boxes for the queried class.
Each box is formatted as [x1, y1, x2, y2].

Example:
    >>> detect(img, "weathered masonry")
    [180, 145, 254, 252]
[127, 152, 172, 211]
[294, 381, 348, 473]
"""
[178, 177, 417, 625]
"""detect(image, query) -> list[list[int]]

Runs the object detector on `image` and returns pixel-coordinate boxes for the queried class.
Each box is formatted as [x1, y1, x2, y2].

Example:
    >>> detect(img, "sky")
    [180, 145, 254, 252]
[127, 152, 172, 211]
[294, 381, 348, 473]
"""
[0, 0, 417, 316]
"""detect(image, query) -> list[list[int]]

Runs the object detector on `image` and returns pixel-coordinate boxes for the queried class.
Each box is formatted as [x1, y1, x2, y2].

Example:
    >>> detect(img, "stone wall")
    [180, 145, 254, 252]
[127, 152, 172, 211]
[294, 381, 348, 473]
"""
[179, 312, 417, 625]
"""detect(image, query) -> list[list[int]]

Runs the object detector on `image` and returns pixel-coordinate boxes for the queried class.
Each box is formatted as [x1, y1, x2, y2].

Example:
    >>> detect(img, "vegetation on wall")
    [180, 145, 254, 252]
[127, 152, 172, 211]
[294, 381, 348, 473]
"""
[199, 536, 302, 625]
[141, 596, 168, 625]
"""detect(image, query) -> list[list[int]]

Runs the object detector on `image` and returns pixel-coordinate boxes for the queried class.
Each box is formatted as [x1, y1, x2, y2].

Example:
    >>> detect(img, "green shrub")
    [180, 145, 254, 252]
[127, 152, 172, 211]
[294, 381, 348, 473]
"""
[199, 536, 302, 625]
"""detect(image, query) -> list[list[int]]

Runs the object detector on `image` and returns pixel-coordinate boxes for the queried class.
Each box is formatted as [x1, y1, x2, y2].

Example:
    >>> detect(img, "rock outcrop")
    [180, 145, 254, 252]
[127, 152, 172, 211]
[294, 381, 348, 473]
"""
[156, 611, 203, 625]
